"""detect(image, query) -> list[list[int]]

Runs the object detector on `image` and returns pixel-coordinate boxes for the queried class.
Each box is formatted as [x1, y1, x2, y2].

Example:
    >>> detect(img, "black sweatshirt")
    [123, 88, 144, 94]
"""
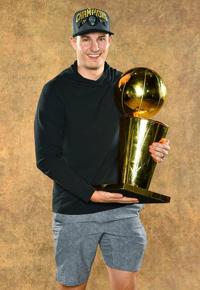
[34, 62, 137, 214]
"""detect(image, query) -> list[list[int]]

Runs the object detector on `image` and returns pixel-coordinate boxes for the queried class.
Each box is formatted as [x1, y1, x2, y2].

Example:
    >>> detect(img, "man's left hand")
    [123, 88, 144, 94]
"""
[149, 138, 170, 163]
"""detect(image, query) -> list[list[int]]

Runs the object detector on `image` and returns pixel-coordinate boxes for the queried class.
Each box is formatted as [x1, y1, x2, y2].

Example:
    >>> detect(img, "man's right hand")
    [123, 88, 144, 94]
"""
[90, 190, 139, 204]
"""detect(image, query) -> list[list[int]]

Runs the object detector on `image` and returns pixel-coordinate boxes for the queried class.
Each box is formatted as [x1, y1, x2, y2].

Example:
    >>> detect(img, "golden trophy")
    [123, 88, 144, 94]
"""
[101, 67, 171, 203]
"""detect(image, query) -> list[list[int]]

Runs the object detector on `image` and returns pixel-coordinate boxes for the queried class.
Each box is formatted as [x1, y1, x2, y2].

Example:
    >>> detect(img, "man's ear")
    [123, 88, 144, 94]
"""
[69, 36, 77, 50]
[108, 35, 112, 46]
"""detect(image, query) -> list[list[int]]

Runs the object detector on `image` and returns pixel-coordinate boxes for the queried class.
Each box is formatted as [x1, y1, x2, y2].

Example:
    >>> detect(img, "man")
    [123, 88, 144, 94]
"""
[34, 8, 170, 290]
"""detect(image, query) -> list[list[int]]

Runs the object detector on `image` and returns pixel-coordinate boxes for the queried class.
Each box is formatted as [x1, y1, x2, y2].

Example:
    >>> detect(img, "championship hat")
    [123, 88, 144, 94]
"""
[72, 8, 114, 37]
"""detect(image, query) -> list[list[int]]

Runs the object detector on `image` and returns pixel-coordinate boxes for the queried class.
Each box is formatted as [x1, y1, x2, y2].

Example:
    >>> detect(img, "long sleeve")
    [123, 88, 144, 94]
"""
[34, 83, 95, 203]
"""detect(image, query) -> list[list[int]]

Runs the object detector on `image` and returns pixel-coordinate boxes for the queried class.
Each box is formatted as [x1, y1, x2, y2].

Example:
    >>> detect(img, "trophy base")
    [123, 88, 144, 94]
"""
[97, 184, 170, 203]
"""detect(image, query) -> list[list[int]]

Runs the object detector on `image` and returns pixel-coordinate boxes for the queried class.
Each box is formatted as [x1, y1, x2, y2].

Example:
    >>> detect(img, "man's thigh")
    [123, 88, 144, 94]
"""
[99, 217, 147, 272]
[52, 213, 101, 287]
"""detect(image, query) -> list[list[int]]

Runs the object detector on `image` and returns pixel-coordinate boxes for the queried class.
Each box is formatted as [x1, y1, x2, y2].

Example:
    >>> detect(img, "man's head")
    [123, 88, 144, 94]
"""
[70, 8, 113, 75]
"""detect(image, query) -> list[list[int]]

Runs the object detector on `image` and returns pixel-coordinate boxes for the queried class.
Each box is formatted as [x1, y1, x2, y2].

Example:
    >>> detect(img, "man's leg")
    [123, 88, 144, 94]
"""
[53, 213, 102, 289]
[106, 267, 137, 290]
[57, 281, 87, 290]
[99, 216, 147, 290]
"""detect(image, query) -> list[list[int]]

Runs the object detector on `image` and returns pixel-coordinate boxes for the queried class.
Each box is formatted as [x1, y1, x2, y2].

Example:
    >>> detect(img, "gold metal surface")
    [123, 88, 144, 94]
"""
[119, 116, 168, 189]
[100, 67, 171, 203]
[115, 67, 167, 118]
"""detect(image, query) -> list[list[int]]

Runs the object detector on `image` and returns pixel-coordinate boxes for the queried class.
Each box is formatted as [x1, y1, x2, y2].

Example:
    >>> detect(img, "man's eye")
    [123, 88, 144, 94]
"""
[99, 37, 106, 41]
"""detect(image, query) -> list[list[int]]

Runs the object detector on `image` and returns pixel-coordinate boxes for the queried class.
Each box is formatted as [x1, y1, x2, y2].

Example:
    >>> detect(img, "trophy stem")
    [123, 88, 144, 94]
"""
[119, 116, 168, 189]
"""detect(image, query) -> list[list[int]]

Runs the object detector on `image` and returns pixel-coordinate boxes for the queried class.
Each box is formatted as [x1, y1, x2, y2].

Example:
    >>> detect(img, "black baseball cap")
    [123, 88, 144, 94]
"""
[72, 8, 114, 37]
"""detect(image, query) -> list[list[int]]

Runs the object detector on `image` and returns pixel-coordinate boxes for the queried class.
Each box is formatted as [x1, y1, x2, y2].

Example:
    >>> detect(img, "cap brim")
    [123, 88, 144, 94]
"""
[73, 29, 114, 37]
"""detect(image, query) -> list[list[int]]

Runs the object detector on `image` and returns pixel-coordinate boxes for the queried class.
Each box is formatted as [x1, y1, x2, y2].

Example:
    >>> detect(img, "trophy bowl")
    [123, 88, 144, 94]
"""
[115, 67, 167, 118]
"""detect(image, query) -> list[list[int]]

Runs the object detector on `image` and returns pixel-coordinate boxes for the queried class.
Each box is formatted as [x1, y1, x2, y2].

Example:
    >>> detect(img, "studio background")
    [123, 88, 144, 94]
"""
[1, 0, 199, 289]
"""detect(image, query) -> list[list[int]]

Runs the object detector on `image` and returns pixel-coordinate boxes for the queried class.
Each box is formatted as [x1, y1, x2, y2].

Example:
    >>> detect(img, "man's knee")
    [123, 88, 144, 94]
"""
[57, 281, 87, 290]
[107, 266, 138, 290]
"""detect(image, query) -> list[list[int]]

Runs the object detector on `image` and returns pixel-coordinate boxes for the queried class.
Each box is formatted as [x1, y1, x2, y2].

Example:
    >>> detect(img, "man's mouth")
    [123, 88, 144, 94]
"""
[87, 54, 101, 59]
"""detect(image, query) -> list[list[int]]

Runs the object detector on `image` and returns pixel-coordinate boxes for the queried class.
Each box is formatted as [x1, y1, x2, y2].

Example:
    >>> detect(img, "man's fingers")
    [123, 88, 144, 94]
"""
[106, 192, 139, 203]
[149, 148, 168, 157]
[149, 143, 170, 151]
[151, 154, 164, 162]
[118, 197, 139, 203]
[107, 192, 124, 199]
[91, 191, 139, 203]
[149, 143, 170, 161]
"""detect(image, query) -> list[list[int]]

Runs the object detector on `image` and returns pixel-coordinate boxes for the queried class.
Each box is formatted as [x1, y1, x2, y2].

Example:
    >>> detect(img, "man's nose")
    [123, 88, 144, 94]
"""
[90, 40, 99, 51]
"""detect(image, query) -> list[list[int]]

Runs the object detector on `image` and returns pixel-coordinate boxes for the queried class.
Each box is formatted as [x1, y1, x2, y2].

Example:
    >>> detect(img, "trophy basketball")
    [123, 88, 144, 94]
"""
[101, 67, 171, 203]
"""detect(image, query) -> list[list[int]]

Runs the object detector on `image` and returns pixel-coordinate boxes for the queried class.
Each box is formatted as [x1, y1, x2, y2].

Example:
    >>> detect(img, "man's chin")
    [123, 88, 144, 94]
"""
[86, 66, 101, 71]
[85, 64, 103, 71]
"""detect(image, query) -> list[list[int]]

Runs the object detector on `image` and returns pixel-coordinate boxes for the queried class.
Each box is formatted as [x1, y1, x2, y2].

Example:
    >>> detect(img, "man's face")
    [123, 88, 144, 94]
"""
[70, 32, 112, 71]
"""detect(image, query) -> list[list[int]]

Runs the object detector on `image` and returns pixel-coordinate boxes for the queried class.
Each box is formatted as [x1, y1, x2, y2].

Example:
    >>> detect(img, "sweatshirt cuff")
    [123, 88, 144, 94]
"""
[72, 182, 96, 203]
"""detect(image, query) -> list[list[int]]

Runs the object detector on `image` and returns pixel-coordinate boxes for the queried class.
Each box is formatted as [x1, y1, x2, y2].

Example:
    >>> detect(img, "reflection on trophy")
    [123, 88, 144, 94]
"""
[103, 67, 171, 203]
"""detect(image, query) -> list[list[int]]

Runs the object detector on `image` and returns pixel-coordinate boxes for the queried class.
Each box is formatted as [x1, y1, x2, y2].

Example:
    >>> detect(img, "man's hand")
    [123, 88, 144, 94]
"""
[90, 190, 139, 204]
[149, 138, 170, 163]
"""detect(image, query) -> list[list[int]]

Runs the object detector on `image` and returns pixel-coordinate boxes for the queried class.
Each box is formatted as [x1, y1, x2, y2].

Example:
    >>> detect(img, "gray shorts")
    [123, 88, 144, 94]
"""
[52, 205, 147, 286]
